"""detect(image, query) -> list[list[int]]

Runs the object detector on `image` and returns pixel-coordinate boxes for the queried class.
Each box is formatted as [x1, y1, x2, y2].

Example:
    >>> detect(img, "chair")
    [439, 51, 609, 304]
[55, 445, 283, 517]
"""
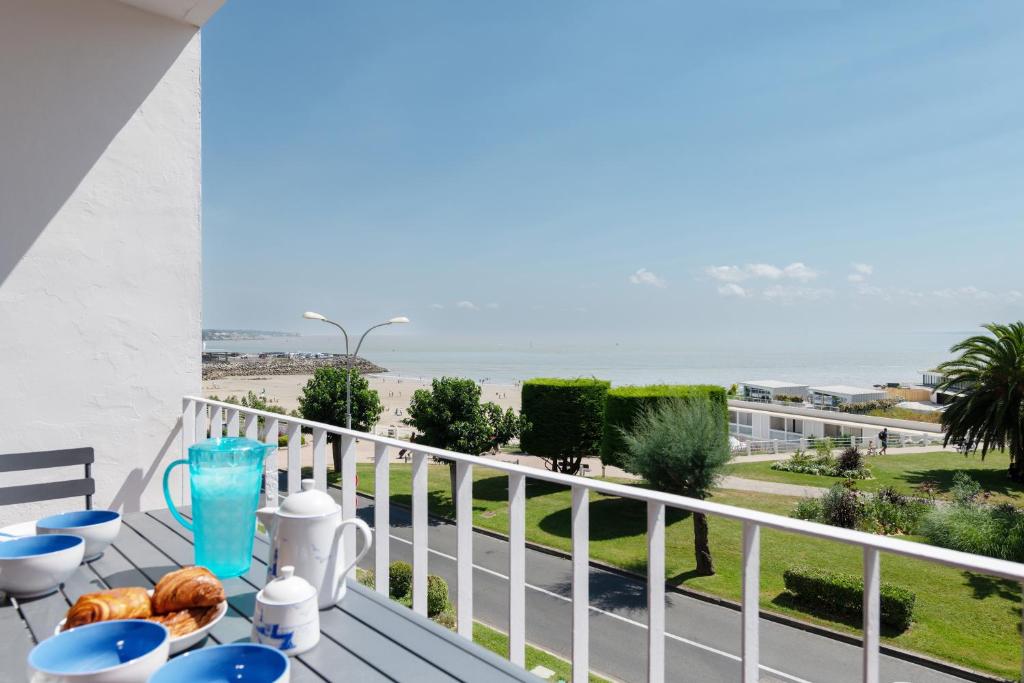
[0, 447, 95, 509]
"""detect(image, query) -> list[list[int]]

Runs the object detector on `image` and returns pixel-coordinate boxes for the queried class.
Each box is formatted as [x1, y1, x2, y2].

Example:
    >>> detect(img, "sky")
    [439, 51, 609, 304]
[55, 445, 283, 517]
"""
[201, 1, 1023, 351]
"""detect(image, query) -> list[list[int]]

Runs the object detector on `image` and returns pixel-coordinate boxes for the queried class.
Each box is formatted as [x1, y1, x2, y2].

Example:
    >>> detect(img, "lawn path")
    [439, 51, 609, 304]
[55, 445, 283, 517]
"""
[718, 475, 829, 498]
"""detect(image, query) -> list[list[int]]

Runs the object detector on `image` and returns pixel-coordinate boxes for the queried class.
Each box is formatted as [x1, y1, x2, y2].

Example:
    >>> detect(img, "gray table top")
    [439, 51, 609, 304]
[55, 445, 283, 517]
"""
[2, 510, 534, 682]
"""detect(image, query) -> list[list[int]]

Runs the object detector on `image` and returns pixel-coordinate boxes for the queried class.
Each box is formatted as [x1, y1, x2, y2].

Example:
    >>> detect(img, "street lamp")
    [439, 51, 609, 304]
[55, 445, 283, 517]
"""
[302, 311, 409, 429]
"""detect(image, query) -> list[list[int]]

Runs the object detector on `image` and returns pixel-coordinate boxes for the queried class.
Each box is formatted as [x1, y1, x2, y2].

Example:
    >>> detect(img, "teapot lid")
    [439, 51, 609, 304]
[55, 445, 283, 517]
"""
[259, 566, 316, 605]
[278, 479, 339, 516]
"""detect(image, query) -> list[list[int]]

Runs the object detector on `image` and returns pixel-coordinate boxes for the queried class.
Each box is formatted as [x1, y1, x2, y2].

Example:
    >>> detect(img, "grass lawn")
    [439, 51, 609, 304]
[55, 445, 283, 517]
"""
[473, 622, 609, 682]
[724, 449, 1022, 504]
[350, 461, 1021, 680]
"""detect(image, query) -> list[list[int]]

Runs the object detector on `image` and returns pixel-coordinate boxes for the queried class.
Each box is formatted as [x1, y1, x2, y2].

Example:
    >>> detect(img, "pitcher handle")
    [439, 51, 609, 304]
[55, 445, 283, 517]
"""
[336, 517, 373, 593]
[162, 459, 194, 531]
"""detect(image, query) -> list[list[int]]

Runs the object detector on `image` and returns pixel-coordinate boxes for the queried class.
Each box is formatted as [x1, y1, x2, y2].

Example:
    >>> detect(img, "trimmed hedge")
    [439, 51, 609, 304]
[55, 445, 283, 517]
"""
[520, 378, 610, 463]
[389, 561, 412, 600]
[599, 384, 728, 468]
[783, 565, 916, 631]
[427, 574, 449, 617]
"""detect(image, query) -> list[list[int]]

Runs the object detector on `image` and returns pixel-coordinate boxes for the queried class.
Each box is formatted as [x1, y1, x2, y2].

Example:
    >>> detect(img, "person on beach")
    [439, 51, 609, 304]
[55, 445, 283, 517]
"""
[878, 428, 888, 455]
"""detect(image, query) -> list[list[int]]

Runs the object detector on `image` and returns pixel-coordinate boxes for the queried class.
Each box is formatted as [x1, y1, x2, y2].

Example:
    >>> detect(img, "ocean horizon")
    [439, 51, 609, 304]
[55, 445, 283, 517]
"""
[206, 331, 963, 388]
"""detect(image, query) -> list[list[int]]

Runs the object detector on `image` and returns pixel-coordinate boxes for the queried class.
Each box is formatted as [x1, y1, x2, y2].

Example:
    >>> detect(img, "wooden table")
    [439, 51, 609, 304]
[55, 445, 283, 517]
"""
[1, 510, 534, 682]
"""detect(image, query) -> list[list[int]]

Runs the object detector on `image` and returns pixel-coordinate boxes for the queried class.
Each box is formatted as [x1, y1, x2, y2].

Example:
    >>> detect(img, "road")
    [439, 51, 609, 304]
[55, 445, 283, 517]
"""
[350, 493, 973, 683]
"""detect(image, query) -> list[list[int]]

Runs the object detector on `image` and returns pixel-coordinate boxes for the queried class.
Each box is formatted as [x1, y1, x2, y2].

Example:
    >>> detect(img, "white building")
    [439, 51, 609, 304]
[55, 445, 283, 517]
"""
[0, 0, 223, 525]
[808, 384, 887, 408]
[737, 380, 808, 402]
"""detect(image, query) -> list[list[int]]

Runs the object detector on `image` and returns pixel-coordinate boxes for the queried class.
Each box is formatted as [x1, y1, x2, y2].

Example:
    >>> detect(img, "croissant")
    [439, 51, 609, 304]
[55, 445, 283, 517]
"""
[148, 606, 219, 637]
[151, 566, 225, 613]
[64, 587, 152, 629]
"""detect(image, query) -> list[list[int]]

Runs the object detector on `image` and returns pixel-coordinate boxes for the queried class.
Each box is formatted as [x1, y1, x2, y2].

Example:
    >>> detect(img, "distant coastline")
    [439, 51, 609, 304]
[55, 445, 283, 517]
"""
[203, 329, 299, 342]
[202, 353, 386, 380]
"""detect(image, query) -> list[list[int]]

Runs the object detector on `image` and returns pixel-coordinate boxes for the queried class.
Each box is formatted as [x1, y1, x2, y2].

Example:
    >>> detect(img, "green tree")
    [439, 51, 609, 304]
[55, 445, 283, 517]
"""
[619, 398, 730, 576]
[298, 367, 383, 472]
[937, 322, 1024, 481]
[404, 377, 528, 498]
[520, 378, 609, 475]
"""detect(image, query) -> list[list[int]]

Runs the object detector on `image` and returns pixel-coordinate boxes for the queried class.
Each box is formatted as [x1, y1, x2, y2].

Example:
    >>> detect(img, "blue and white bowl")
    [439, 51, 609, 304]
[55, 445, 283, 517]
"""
[29, 619, 169, 683]
[0, 534, 84, 598]
[37, 510, 121, 562]
[149, 644, 290, 683]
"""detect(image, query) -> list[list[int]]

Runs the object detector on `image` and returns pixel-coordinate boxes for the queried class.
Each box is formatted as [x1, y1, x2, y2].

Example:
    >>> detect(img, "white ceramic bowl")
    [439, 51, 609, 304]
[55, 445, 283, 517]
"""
[56, 590, 228, 655]
[37, 510, 121, 562]
[0, 534, 84, 598]
[29, 620, 169, 683]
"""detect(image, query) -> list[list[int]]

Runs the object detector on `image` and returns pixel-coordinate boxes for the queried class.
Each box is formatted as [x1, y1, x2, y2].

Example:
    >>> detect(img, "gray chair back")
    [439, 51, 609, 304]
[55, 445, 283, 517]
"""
[0, 447, 94, 509]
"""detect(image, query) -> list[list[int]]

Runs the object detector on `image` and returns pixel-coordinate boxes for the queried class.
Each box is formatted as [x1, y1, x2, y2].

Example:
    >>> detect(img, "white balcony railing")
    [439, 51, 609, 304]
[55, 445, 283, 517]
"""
[183, 396, 1023, 683]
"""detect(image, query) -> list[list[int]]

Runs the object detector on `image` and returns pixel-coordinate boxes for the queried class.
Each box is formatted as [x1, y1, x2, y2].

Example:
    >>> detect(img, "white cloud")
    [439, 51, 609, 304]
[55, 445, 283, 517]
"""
[429, 303, 444, 309]
[705, 262, 818, 283]
[455, 300, 478, 310]
[717, 283, 748, 298]
[629, 268, 667, 288]
[762, 285, 834, 303]
[848, 263, 874, 282]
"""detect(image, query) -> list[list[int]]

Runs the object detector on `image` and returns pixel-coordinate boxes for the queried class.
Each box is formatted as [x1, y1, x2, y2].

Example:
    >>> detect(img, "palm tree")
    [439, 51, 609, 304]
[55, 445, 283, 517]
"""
[937, 322, 1024, 481]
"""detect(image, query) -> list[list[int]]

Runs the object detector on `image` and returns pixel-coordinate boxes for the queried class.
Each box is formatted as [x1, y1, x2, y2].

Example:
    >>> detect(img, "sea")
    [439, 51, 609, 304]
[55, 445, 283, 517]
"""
[206, 331, 965, 388]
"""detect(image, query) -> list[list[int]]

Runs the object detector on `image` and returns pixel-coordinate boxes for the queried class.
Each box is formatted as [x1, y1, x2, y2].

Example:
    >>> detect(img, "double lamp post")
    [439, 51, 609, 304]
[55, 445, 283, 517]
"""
[302, 312, 409, 429]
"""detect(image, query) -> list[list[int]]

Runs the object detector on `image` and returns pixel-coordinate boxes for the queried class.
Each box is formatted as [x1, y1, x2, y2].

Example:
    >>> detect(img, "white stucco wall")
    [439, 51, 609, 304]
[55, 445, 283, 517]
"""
[0, 0, 206, 525]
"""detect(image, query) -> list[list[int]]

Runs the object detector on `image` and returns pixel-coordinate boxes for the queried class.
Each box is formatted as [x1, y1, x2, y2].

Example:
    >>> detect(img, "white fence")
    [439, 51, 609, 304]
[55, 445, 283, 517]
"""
[185, 396, 1023, 683]
[730, 430, 946, 456]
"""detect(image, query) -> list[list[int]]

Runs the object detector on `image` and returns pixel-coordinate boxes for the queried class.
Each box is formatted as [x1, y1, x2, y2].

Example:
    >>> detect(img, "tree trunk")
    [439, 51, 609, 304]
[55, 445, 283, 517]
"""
[331, 437, 342, 476]
[448, 460, 457, 506]
[1010, 443, 1024, 482]
[693, 511, 714, 576]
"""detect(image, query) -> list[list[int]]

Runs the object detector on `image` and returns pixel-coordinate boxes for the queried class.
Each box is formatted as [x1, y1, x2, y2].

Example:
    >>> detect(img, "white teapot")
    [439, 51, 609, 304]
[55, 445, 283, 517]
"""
[257, 479, 372, 609]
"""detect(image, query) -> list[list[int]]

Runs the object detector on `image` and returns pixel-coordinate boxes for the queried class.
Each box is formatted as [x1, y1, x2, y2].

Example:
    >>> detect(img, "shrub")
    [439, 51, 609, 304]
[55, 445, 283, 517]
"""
[814, 437, 835, 461]
[820, 484, 861, 528]
[389, 561, 412, 600]
[426, 574, 449, 617]
[792, 498, 823, 521]
[783, 565, 916, 631]
[837, 446, 862, 472]
[600, 384, 727, 468]
[837, 398, 901, 415]
[950, 470, 982, 507]
[920, 503, 1024, 562]
[860, 489, 930, 535]
[520, 378, 610, 474]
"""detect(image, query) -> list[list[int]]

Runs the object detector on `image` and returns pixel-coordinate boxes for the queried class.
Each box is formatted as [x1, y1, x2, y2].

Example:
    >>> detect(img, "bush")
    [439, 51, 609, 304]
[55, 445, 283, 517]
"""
[771, 448, 871, 479]
[792, 498, 823, 521]
[814, 437, 835, 461]
[837, 446, 862, 472]
[389, 561, 412, 600]
[860, 488, 930, 535]
[426, 574, 449, 617]
[920, 503, 1024, 562]
[950, 470, 982, 507]
[820, 484, 861, 528]
[600, 384, 727, 468]
[783, 565, 916, 631]
[520, 378, 610, 474]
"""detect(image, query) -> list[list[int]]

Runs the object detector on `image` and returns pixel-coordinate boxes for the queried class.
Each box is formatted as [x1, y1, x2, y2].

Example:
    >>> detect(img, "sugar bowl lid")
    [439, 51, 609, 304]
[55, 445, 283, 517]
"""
[259, 566, 317, 605]
[278, 479, 339, 516]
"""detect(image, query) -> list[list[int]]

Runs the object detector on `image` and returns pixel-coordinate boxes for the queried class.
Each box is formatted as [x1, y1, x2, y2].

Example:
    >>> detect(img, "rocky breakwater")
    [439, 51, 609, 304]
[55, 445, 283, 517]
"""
[203, 355, 387, 380]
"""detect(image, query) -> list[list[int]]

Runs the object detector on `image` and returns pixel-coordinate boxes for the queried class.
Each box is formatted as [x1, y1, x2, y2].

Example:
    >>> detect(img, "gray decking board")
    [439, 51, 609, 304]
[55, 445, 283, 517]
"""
[2, 510, 533, 683]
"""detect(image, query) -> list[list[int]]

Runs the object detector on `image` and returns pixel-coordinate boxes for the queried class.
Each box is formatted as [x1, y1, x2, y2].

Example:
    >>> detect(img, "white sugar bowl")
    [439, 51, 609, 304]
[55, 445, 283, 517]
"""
[252, 565, 320, 656]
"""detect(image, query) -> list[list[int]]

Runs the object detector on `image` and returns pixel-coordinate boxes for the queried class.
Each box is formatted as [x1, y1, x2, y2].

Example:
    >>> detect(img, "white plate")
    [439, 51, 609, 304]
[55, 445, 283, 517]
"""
[55, 590, 228, 655]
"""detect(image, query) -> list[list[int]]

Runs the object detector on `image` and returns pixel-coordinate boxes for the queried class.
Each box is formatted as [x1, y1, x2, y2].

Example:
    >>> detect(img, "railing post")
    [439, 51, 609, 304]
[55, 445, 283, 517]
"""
[412, 451, 428, 616]
[742, 521, 760, 682]
[181, 399, 196, 507]
[341, 435, 357, 565]
[210, 405, 223, 439]
[311, 428, 327, 491]
[457, 461, 475, 641]
[262, 417, 279, 509]
[571, 485, 589, 683]
[508, 472, 526, 664]
[243, 408, 258, 440]
[863, 547, 880, 683]
[647, 501, 665, 683]
[195, 401, 207, 441]
[374, 442, 390, 597]
[286, 422, 301, 494]
[225, 408, 239, 437]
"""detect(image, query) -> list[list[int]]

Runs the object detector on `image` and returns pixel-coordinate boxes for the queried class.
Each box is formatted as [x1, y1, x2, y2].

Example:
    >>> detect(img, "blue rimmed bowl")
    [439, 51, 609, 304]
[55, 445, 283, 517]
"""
[37, 510, 121, 562]
[149, 643, 289, 683]
[0, 534, 83, 598]
[29, 619, 169, 683]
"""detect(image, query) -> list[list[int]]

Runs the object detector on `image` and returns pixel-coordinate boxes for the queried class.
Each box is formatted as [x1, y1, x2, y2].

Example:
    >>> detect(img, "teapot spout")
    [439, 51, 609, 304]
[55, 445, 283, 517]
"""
[256, 506, 277, 534]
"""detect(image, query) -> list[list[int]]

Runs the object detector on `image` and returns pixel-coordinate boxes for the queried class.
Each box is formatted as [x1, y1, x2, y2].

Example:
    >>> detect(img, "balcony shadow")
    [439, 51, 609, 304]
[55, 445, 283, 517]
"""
[961, 572, 1021, 602]
[470, 474, 570, 503]
[897, 466, 1023, 501]
[771, 592, 906, 637]
[1, 3, 199, 286]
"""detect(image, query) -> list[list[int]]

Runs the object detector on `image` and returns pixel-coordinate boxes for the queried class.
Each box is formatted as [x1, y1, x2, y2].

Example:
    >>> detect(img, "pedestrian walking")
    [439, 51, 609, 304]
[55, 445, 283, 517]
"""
[878, 428, 888, 455]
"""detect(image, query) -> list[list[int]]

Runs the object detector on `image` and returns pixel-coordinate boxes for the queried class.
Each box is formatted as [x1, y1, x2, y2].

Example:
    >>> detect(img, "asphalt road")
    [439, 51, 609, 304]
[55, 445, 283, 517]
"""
[349, 493, 974, 683]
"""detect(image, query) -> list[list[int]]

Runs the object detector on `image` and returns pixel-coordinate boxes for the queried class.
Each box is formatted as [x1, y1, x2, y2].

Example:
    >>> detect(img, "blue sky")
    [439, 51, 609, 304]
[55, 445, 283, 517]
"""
[201, 1, 1023, 349]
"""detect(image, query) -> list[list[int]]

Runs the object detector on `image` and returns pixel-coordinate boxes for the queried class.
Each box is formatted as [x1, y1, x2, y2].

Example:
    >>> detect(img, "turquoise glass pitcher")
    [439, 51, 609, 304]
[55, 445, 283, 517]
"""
[163, 437, 273, 578]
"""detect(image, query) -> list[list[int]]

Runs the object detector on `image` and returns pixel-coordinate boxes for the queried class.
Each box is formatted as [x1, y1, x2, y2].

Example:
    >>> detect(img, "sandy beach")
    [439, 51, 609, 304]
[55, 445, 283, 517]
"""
[202, 373, 521, 440]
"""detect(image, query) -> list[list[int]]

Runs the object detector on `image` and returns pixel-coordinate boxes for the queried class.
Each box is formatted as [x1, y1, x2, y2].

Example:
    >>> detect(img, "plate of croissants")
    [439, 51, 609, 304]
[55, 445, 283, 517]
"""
[55, 566, 228, 654]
